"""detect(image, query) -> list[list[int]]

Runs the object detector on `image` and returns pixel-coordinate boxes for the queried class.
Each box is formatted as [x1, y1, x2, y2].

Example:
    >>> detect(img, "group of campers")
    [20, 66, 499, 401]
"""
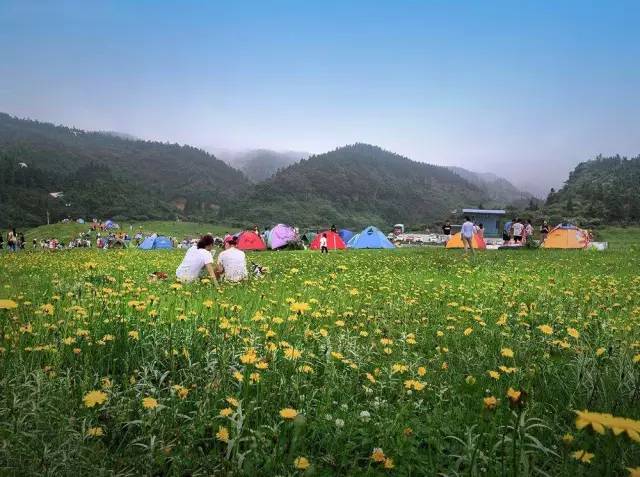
[441, 217, 552, 253]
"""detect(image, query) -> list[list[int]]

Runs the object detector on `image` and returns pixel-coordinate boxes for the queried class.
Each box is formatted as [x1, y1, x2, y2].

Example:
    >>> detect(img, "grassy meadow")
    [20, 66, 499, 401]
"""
[1, 238, 639, 475]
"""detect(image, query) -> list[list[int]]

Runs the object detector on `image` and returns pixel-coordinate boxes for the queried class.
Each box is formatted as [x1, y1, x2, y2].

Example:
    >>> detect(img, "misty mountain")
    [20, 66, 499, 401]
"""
[448, 166, 534, 204]
[213, 148, 309, 182]
[221, 143, 488, 228]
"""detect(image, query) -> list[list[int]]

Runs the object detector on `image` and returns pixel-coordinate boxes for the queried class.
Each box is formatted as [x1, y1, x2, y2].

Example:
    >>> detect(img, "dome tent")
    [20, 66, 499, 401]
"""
[338, 229, 354, 243]
[236, 231, 267, 251]
[139, 236, 173, 250]
[445, 232, 486, 250]
[268, 224, 298, 250]
[542, 224, 590, 249]
[347, 226, 395, 249]
[310, 230, 346, 250]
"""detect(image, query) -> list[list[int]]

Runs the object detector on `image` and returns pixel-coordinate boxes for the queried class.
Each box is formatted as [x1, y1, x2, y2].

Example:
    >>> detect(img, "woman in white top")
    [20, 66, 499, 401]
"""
[216, 236, 248, 282]
[176, 235, 217, 283]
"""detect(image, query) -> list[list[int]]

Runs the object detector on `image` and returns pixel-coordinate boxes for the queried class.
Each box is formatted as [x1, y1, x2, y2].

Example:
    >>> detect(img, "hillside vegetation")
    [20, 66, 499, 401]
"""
[0, 113, 249, 227]
[544, 155, 640, 226]
[222, 144, 488, 228]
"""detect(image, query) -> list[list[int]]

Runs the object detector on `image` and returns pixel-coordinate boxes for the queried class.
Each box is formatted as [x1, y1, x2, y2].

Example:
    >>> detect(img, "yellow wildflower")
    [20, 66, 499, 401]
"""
[82, 390, 107, 408]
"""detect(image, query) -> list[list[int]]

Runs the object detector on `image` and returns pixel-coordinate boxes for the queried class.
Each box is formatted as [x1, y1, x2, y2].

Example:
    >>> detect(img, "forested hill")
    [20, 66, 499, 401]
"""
[0, 113, 249, 227]
[544, 155, 640, 225]
[220, 143, 488, 228]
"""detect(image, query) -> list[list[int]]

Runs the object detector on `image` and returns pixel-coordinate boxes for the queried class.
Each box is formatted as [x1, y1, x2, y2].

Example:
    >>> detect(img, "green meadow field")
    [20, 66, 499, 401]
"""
[1, 231, 639, 476]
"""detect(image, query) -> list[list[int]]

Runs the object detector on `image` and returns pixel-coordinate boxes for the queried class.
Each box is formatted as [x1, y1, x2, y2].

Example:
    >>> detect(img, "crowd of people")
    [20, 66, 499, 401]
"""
[440, 217, 552, 253]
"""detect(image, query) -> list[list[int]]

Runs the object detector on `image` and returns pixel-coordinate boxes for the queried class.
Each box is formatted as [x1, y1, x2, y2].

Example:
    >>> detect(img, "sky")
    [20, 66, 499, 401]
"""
[1, 1, 639, 196]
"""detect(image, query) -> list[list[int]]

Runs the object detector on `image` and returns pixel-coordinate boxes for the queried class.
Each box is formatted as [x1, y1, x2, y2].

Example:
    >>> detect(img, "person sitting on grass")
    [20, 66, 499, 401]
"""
[215, 236, 248, 282]
[175, 234, 217, 283]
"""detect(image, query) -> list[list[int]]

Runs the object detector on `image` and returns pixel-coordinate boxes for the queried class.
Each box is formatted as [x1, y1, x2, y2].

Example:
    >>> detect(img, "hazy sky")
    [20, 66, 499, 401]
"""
[1, 1, 639, 196]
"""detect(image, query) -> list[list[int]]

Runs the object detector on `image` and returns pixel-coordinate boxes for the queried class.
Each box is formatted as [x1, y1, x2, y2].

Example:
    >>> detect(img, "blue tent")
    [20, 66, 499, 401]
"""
[139, 236, 173, 250]
[338, 229, 354, 243]
[347, 226, 395, 249]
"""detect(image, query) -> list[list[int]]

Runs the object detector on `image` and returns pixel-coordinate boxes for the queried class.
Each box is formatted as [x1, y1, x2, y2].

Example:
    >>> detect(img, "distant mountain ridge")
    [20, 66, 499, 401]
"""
[220, 143, 489, 227]
[212, 148, 309, 182]
[448, 166, 534, 203]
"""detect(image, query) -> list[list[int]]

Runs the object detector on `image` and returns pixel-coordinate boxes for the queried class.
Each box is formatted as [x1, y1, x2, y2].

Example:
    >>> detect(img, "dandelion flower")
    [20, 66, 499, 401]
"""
[280, 408, 298, 419]
[571, 449, 594, 464]
[294, 456, 310, 470]
[83, 390, 107, 408]
[483, 396, 498, 410]
[501, 348, 514, 358]
[567, 327, 580, 339]
[142, 397, 158, 409]
[86, 426, 104, 437]
[216, 426, 229, 442]
[371, 448, 386, 462]
[538, 324, 553, 335]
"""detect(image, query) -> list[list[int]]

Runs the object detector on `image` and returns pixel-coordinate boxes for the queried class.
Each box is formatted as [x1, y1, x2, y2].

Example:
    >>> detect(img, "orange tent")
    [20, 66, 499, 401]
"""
[236, 231, 267, 251]
[542, 224, 590, 249]
[309, 230, 346, 250]
[445, 232, 486, 250]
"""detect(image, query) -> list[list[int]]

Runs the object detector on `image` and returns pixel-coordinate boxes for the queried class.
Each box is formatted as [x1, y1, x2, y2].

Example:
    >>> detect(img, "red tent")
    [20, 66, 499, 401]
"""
[310, 230, 346, 250]
[236, 231, 267, 251]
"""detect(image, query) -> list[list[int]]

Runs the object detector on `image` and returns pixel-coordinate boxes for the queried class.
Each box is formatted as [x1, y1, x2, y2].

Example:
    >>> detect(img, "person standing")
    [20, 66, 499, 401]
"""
[512, 218, 524, 243]
[7, 229, 17, 252]
[320, 233, 329, 254]
[503, 218, 514, 242]
[461, 216, 475, 254]
[540, 220, 550, 242]
[442, 221, 452, 243]
[216, 236, 248, 282]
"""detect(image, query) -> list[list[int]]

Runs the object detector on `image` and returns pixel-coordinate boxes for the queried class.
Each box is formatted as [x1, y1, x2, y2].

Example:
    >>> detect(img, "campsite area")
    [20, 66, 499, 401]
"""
[1, 229, 639, 476]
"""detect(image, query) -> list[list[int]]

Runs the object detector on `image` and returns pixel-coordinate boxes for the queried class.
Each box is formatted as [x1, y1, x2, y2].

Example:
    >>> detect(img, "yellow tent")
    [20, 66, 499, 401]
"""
[542, 224, 590, 249]
[446, 232, 486, 249]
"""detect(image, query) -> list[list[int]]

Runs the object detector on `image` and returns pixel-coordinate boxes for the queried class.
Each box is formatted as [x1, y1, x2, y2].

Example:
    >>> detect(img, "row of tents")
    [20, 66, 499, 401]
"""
[137, 223, 592, 251]
[235, 224, 395, 251]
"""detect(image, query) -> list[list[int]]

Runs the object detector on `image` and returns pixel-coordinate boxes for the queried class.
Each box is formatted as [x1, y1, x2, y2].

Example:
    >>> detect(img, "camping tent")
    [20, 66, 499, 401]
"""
[236, 231, 267, 251]
[139, 236, 173, 250]
[347, 226, 395, 249]
[338, 229, 354, 243]
[104, 220, 118, 229]
[310, 230, 346, 250]
[445, 232, 486, 250]
[268, 224, 298, 249]
[542, 224, 590, 249]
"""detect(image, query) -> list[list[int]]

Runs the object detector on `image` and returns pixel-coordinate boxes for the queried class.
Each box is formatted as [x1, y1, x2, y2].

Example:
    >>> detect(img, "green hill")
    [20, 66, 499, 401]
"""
[221, 143, 488, 228]
[544, 155, 640, 226]
[0, 113, 249, 227]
